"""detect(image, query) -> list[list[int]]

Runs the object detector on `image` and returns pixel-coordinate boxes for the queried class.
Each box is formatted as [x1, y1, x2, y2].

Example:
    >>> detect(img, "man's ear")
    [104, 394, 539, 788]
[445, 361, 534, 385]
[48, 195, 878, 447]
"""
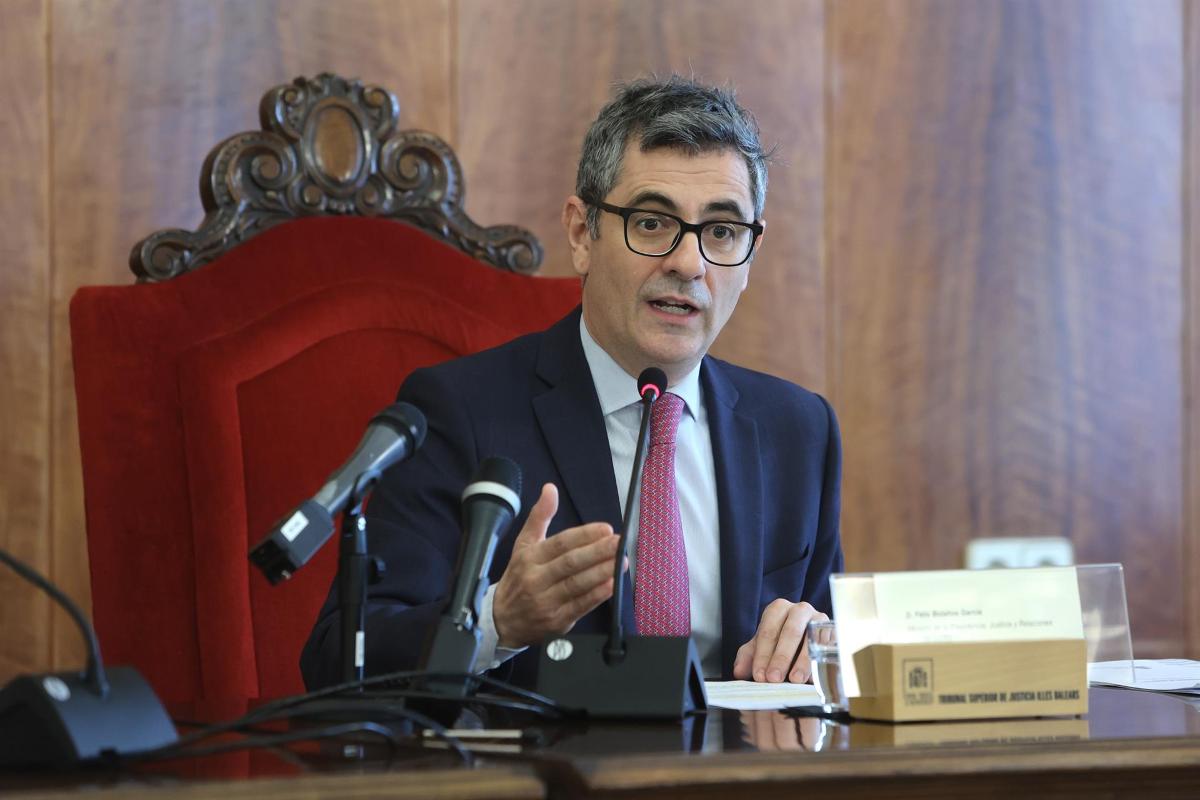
[742, 217, 766, 291]
[562, 196, 593, 278]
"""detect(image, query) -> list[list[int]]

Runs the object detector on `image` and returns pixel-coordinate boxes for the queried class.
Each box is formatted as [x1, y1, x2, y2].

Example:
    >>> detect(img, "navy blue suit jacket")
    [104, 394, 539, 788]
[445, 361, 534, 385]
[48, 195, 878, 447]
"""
[300, 307, 843, 689]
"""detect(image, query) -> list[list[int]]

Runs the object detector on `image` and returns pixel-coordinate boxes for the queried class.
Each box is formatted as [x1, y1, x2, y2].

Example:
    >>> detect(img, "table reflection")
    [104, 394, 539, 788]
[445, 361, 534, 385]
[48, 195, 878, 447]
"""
[731, 687, 1200, 753]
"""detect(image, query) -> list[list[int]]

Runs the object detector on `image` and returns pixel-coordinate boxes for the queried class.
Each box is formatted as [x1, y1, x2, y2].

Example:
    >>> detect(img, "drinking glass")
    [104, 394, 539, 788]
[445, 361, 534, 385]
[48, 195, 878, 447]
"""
[807, 619, 847, 712]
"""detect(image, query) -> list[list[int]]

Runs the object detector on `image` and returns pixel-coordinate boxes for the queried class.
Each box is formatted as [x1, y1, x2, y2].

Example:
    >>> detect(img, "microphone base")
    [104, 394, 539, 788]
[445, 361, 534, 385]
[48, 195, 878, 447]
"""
[0, 665, 177, 768]
[536, 634, 707, 719]
[417, 616, 482, 698]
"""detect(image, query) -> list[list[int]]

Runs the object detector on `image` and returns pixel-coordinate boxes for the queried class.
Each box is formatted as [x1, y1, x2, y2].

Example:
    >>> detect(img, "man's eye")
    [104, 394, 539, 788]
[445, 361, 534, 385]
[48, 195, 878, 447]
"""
[709, 224, 733, 240]
[637, 217, 663, 232]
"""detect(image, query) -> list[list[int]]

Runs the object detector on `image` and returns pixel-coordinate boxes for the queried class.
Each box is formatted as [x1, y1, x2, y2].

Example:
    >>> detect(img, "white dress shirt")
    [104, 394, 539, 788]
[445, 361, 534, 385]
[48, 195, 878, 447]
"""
[473, 319, 724, 677]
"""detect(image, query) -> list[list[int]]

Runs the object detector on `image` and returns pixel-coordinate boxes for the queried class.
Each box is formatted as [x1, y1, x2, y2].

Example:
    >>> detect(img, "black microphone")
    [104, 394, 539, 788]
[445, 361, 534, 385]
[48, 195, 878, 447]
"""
[249, 402, 427, 584]
[449, 457, 523, 628]
[420, 457, 523, 694]
[535, 367, 707, 718]
[0, 547, 176, 767]
[606, 367, 667, 662]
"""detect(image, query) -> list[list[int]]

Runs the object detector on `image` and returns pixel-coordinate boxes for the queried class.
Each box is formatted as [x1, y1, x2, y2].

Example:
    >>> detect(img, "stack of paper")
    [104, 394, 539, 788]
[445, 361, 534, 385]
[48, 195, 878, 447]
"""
[1088, 659, 1200, 696]
[703, 680, 823, 711]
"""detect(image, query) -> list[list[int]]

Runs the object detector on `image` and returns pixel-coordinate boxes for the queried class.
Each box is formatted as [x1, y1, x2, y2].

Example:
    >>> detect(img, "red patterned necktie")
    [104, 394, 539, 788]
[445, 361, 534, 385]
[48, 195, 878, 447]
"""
[634, 391, 690, 637]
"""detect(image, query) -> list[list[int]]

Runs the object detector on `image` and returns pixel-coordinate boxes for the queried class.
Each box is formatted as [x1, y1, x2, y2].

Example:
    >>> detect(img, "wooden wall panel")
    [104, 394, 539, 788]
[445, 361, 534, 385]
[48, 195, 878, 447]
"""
[0, 0, 50, 685]
[829, 0, 1184, 655]
[1186, 0, 1200, 661]
[2, 0, 1193, 678]
[456, 0, 827, 391]
[47, 0, 452, 669]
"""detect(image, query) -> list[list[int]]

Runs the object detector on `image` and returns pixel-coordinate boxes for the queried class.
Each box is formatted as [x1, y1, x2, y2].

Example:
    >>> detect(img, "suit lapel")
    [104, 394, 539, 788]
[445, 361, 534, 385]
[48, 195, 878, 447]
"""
[532, 310, 624, 531]
[703, 359, 764, 677]
[531, 309, 632, 635]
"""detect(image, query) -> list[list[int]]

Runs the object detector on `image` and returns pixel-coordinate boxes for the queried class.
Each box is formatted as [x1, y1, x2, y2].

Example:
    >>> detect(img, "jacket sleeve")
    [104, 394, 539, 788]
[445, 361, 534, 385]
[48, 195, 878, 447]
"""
[800, 393, 844, 615]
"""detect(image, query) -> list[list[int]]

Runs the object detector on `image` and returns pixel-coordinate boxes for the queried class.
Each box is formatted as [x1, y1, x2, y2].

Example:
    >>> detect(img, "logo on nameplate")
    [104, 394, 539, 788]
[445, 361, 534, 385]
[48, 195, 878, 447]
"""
[903, 658, 934, 705]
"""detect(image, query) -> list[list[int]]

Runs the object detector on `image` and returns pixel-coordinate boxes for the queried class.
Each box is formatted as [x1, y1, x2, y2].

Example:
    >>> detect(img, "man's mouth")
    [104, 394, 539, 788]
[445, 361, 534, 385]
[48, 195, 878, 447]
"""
[649, 299, 698, 316]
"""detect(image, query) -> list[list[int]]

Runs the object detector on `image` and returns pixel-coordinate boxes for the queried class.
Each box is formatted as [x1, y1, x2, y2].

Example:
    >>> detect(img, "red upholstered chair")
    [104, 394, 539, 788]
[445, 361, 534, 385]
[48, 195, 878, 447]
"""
[69, 74, 580, 704]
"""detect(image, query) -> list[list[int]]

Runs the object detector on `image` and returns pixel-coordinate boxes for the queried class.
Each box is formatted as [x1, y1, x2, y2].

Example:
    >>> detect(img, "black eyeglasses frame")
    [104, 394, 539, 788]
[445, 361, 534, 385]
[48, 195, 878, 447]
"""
[593, 201, 764, 267]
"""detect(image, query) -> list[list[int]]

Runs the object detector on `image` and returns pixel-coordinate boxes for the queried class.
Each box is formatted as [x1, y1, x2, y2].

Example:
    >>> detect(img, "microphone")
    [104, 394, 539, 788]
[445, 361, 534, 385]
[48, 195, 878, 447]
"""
[637, 367, 667, 402]
[535, 367, 707, 718]
[0, 547, 176, 767]
[449, 457, 523, 628]
[420, 457, 523, 694]
[249, 402, 427, 584]
[606, 367, 667, 662]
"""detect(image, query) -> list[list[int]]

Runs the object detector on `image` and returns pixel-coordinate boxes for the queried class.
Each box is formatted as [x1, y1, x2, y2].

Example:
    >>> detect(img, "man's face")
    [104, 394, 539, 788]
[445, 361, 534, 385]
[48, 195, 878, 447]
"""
[564, 143, 762, 384]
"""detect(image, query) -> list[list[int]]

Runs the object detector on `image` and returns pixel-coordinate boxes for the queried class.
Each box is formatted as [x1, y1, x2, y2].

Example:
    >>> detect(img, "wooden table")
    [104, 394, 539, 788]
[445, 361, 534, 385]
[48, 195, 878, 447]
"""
[3, 688, 1198, 798]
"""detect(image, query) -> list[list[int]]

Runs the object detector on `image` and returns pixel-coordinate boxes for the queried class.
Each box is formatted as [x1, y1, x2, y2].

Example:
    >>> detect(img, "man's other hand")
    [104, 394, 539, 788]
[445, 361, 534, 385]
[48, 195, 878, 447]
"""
[732, 599, 828, 683]
[492, 483, 624, 648]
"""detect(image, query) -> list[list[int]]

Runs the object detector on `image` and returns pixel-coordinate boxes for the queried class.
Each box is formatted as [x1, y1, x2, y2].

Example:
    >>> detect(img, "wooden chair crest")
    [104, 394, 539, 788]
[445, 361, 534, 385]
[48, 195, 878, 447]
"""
[130, 72, 542, 282]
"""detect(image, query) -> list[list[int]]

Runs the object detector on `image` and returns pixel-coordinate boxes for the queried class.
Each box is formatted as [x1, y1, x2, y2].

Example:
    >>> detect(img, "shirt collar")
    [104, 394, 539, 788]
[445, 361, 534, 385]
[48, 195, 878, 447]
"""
[579, 316, 702, 419]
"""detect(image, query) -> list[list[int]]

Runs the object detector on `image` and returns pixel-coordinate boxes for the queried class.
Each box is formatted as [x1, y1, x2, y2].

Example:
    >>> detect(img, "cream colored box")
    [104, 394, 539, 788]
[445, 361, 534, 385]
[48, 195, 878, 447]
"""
[848, 639, 1088, 722]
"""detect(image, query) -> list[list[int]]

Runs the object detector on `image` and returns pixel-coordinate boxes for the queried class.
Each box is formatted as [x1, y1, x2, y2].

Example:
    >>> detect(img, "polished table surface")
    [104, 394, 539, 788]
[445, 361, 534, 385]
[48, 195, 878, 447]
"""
[4, 687, 1200, 798]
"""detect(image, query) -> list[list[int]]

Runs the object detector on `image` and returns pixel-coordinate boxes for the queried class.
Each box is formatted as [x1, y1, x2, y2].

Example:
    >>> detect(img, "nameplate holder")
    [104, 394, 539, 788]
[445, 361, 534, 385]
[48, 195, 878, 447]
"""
[848, 638, 1088, 722]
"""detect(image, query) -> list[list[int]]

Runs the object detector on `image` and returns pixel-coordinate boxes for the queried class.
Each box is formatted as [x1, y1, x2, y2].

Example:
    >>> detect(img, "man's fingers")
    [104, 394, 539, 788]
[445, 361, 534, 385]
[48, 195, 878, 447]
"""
[514, 483, 558, 547]
[765, 606, 809, 683]
[561, 576, 616, 622]
[535, 521, 615, 563]
[750, 600, 792, 682]
[788, 609, 829, 683]
[553, 552, 620, 605]
[540, 529, 619, 583]
[732, 641, 754, 679]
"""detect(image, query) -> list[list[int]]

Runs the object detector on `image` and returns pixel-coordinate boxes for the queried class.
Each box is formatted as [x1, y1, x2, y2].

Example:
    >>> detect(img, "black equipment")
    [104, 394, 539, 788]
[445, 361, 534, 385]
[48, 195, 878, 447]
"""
[535, 367, 707, 718]
[0, 548, 176, 767]
[249, 401, 427, 685]
[420, 457, 523, 696]
[248, 402, 427, 584]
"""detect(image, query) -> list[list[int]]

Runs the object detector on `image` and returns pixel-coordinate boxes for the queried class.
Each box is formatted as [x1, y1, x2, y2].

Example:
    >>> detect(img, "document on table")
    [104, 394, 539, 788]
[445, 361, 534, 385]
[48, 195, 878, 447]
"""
[1088, 659, 1200, 695]
[704, 680, 823, 710]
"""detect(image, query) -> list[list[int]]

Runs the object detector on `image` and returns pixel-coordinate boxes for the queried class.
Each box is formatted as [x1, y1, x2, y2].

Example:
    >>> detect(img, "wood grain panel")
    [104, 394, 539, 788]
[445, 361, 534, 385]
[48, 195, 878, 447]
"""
[1186, 0, 1200, 660]
[48, 0, 452, 669]
[456, 0, 827, 391]
[0, 0, 51, 685]
[829, 0, 1184, 655]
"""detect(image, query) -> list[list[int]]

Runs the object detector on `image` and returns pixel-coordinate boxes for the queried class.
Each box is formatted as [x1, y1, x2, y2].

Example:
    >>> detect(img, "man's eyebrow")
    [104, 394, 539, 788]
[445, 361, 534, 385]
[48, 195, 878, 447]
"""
[703, 199, 750, 219]
[626, 190, 678, 211]
[626, 192, 751, 221]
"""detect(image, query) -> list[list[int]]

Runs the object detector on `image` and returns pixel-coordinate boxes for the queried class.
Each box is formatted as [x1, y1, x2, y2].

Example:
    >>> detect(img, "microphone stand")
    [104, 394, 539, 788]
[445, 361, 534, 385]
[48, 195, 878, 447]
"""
[338, 474, 385, 688]
[604, 387, 656, 665]
[535, 378, 707, 719]
[0, 547, 177, 767]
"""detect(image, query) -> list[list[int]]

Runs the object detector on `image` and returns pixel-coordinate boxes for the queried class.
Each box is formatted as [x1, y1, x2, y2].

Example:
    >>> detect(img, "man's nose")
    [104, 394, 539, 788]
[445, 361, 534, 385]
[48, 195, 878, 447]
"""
[661, 231, 707, 279]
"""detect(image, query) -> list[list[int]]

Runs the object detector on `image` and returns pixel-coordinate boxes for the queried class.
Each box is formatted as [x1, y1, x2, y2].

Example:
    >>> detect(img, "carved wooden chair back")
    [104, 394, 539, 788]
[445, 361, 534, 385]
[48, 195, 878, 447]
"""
[70, 73, 580, 703]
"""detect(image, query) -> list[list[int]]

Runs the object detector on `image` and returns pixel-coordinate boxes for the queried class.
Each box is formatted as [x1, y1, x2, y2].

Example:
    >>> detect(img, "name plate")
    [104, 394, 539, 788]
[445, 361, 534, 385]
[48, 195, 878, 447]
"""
[832, 567, 1084, 698]
[848, 639, 1088, 722]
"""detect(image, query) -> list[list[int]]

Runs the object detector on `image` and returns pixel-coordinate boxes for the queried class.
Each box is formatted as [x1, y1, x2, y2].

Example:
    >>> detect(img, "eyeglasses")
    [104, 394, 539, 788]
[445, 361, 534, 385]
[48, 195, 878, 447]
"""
[593, 201, 763, 267]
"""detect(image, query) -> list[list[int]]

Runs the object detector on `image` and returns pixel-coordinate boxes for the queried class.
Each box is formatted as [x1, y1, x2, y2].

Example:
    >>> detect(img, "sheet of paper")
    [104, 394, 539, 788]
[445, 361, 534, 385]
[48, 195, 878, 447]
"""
[1088, 659, 1200, 694]
[833, 567, 1084, 696]
[703, 680, 823, 710]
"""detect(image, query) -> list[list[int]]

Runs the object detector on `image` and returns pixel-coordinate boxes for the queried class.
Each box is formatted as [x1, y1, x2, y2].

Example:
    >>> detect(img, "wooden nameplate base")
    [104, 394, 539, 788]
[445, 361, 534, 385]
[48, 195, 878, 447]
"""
[848, 639, 1088, 722]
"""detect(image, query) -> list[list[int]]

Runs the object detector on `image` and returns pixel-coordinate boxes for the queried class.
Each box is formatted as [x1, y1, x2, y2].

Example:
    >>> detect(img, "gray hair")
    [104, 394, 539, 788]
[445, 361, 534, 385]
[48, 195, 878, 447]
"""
[576, 76, 770, 237]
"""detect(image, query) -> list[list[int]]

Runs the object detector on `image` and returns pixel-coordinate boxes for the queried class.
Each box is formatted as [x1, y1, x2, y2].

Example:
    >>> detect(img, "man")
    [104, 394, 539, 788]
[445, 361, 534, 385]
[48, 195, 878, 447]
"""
[301, 76, 842, 690]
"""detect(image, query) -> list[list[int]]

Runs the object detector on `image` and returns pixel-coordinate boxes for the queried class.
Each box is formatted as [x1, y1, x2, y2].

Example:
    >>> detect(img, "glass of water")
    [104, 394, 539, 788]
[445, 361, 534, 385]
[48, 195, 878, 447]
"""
[807, 620, 847, 712]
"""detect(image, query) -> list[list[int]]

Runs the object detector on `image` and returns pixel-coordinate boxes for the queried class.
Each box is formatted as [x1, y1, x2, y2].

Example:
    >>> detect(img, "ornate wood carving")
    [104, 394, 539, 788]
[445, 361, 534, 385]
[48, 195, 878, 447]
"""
[130, 73, 543, 282]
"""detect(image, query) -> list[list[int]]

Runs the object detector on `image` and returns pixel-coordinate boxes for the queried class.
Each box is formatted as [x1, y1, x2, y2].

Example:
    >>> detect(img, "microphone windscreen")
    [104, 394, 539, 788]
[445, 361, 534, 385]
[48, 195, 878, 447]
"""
[637, 367, 668, 400]
[473, 455, 522, 498]
[373, 401, 428, 449]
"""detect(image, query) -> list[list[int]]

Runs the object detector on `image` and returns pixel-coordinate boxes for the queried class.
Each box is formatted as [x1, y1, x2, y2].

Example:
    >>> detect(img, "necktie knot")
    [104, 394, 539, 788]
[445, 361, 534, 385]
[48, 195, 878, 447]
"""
[649, 392, 684, 447]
